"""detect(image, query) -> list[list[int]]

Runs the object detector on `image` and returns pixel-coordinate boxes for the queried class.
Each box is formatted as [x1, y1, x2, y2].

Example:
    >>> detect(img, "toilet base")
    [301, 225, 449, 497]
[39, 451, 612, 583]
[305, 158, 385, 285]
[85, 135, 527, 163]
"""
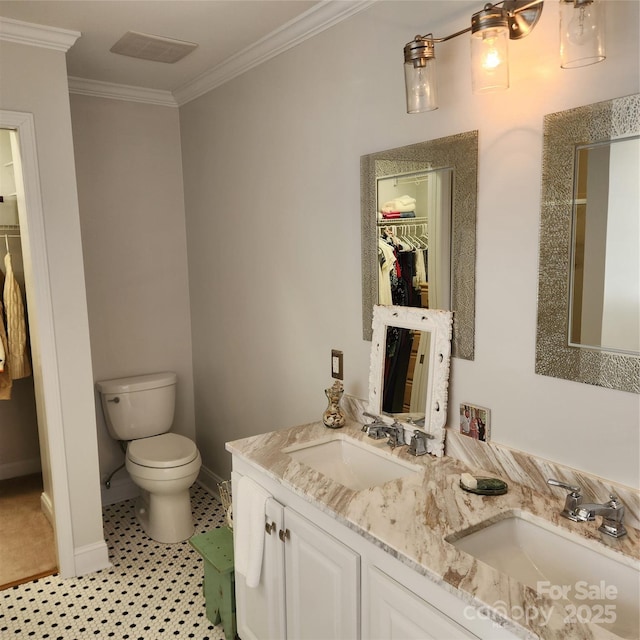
[135, 489, 195, 543]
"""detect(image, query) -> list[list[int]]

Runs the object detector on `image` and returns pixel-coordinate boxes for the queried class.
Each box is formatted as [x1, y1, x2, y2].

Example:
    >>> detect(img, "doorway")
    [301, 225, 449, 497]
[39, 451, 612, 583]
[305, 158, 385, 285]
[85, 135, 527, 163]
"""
[0, 127, 58, 588]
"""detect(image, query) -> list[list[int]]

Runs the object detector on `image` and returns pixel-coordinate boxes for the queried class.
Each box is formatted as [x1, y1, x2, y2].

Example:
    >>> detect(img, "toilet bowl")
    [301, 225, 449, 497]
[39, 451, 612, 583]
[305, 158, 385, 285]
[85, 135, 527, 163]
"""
[126, 432, 202, 543]
[96, 372, 202, 543]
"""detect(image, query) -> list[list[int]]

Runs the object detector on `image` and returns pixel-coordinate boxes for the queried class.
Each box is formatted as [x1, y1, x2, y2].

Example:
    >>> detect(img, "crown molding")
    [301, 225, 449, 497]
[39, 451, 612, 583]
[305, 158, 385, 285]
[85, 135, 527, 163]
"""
[173, 0, 376, 106]
[61, 0, 374, 107]
[68, 77, 178, 107]
[0, 16, 80, 52]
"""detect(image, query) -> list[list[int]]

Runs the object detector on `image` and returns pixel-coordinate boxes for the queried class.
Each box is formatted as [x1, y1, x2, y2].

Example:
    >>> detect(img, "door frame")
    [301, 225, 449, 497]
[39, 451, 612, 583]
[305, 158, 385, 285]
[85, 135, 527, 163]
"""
[1, 109, 75, 576]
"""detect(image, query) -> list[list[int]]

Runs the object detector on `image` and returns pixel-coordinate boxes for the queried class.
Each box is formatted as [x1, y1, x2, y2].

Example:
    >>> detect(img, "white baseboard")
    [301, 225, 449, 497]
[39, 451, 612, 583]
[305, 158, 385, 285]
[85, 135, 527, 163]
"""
[40, 490, 54, 526]
[42, 489, 111, 579]
[0, 457, 41, 480]
[197, 465, 226, 500]
[73, 540, 111, 577]
[100, 475, 139, 506]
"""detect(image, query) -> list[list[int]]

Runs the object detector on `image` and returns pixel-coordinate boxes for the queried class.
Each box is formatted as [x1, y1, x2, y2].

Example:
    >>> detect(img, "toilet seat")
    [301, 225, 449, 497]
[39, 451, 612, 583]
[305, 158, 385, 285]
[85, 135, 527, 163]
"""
[128, 433, 198, 468]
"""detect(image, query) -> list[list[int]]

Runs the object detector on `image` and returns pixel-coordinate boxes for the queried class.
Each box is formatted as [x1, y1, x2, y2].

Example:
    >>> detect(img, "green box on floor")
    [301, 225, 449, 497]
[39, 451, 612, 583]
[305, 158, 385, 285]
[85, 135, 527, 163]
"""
[189, 526, 236, 640]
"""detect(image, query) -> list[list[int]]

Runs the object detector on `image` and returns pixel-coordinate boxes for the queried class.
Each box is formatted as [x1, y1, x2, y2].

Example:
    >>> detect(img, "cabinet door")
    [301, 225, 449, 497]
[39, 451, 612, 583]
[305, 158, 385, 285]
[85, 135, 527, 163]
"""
[284, 508, 360, 640]
[366, 566, 479, 640]
[232, 472, 286, 640]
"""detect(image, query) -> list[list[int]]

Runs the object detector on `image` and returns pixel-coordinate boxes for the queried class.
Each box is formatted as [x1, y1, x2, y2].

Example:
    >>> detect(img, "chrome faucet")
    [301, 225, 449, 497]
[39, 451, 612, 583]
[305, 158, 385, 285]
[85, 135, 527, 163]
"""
[362, 414, 407, 448]
[574, 496, 627, 538]
[547, 478, 627, 538]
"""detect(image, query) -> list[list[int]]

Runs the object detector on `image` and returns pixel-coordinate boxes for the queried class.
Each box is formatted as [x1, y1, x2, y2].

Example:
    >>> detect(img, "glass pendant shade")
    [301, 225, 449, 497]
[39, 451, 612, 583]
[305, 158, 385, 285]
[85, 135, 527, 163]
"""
[404, 58, 438, 113]
[470, 6, 510, 94]
[560, 0, 605, 68]
[404, 37, 438, 113]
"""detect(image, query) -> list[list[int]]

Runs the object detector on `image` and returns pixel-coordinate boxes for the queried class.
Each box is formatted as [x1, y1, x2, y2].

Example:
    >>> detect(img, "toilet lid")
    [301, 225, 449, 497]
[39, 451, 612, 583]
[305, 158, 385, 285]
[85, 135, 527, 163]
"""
[127, 433, 198, 468]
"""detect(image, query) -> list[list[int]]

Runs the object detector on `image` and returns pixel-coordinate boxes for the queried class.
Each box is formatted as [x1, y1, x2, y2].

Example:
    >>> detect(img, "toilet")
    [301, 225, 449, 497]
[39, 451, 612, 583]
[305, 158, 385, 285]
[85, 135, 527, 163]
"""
[96, 372, 202, 543]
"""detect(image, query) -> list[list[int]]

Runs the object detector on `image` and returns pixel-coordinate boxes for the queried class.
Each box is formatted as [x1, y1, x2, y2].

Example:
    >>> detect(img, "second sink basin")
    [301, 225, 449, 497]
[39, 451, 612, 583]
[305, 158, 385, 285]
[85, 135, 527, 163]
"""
[283, 435, 419, 491]
[448, 512, 639, 639]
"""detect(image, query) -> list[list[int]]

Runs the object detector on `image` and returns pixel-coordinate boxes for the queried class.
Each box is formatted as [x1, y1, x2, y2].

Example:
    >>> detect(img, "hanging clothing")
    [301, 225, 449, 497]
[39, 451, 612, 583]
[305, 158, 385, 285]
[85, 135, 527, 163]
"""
[0, 291, 5, 372]
[0, 268, 11, 399]
[378, 238, 396, 306]
[3, 252, 31, 380]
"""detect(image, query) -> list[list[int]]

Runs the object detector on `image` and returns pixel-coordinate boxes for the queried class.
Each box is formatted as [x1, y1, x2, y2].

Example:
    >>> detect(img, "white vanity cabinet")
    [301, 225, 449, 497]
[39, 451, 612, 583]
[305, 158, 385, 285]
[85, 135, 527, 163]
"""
[232, 470, 360, 640]
[231, 458, 523, 640]
[365, 565, 479, 639]
[283, 507, 359, 639]
[232, 478, 286, 640]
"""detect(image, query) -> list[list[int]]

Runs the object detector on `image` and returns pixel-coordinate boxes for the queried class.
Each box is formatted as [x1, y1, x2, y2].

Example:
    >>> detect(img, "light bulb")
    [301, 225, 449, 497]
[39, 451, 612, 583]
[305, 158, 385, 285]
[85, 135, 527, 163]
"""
[471, 26, 509, 93]
[413, 68, 429, 98]
[566, 5, 597, 46]
[479, 32, 504, 72]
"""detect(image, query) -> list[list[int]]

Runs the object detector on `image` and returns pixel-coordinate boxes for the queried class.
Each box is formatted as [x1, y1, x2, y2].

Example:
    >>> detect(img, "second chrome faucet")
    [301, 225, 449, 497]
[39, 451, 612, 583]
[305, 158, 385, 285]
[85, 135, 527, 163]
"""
[547, 478, 627, 538]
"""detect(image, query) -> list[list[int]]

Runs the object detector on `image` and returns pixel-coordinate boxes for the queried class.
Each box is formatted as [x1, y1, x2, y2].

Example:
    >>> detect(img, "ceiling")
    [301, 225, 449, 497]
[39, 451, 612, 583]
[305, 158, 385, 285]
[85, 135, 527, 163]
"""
[0, 1, 370, 103]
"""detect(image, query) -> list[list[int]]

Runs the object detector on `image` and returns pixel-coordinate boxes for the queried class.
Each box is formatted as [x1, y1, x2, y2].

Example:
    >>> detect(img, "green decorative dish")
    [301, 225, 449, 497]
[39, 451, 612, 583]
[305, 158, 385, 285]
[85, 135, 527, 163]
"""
[459, 476, 508, 496]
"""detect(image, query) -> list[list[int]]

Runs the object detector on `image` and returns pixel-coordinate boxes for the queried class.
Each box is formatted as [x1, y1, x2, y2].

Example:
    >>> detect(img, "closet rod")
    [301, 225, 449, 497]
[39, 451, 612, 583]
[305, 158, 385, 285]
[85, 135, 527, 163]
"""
[393, 175, 430, 187]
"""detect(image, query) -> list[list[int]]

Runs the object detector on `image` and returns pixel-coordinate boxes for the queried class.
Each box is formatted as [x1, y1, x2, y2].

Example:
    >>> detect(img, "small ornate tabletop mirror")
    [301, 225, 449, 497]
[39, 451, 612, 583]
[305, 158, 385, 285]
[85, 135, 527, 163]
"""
[368, 305, 453, 457]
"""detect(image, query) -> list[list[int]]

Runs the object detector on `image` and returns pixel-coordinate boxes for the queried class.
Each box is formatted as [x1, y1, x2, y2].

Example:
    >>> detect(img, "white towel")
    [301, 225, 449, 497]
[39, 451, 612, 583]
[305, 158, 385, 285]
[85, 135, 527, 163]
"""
[234, 475, 271, 588]
[380, 195, 417, 214]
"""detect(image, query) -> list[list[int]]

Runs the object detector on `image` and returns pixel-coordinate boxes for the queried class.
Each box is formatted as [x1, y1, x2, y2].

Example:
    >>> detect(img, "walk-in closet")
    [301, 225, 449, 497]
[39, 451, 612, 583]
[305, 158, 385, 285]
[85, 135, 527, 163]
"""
[0, 127, 56, 589]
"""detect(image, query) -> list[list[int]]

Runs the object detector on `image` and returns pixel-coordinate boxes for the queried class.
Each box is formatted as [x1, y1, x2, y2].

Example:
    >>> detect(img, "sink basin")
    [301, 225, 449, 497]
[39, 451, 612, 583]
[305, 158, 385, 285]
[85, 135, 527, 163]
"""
[449, 513, 639, 639]
[283, 435, 420, 491]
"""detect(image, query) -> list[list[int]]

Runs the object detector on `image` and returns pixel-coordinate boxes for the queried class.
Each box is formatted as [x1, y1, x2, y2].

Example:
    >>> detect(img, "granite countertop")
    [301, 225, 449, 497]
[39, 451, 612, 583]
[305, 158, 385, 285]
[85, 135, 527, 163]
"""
[226, 419, 639, 640]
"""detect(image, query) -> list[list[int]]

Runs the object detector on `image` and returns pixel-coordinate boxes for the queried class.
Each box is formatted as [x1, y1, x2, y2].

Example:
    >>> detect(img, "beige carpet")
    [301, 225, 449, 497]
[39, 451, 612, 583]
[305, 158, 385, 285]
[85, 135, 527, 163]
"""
[0, 473, 57, 590]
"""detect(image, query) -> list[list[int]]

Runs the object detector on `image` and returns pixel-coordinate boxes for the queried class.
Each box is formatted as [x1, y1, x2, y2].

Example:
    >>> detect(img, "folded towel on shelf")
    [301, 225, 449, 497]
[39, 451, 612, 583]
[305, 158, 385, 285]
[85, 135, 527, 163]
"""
[234, 475, 272, 588]
[396, 195, 416, 206]
[381, 211, 416, 219]
[380, 195, 417, 214]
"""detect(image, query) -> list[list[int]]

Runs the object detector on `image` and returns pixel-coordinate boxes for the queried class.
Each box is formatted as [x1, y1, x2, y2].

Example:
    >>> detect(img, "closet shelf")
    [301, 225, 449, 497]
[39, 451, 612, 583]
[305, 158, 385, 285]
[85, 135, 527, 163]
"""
[377, 216, 428, 225]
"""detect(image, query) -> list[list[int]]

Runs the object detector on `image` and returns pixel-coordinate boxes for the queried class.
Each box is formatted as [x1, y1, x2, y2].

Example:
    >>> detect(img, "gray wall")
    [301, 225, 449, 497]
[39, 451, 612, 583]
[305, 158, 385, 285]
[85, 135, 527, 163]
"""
[180, 0, 640, 487]
[70, 94, 194, 488]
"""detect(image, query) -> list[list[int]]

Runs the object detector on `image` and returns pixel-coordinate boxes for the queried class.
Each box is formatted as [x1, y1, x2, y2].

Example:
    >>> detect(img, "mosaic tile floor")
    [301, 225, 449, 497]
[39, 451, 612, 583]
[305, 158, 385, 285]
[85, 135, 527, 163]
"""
[1, 484, 228, 639]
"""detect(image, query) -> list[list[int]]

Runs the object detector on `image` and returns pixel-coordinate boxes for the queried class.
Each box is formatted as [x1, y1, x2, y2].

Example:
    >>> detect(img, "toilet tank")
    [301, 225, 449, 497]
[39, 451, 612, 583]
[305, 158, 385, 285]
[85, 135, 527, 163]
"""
[96, 372, 177, 441]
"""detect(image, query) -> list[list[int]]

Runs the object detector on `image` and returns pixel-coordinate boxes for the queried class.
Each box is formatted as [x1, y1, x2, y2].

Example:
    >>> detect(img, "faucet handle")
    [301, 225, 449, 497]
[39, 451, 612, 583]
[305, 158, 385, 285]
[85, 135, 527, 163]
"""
[547, 478, 581, 495]
[408, 430, 428, 456]
[606, 494, 624, 510]
[363, 412, 385, 424]
[547, 478, 582, 520]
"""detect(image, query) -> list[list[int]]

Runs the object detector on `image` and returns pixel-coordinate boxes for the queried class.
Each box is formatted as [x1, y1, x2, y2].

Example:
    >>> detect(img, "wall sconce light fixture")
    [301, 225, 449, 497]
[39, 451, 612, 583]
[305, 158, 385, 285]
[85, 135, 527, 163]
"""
[404, 0, 606, 113]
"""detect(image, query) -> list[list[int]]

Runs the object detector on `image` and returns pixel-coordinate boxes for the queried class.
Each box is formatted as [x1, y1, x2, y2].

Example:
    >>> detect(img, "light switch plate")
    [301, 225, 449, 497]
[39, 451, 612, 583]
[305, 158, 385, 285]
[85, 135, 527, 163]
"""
[331, 349, 343, 380]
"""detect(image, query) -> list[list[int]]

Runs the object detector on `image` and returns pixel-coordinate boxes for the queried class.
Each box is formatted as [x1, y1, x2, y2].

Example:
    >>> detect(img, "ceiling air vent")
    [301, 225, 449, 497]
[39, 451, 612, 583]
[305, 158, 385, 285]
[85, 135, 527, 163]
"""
[110, 31, 198, 63]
